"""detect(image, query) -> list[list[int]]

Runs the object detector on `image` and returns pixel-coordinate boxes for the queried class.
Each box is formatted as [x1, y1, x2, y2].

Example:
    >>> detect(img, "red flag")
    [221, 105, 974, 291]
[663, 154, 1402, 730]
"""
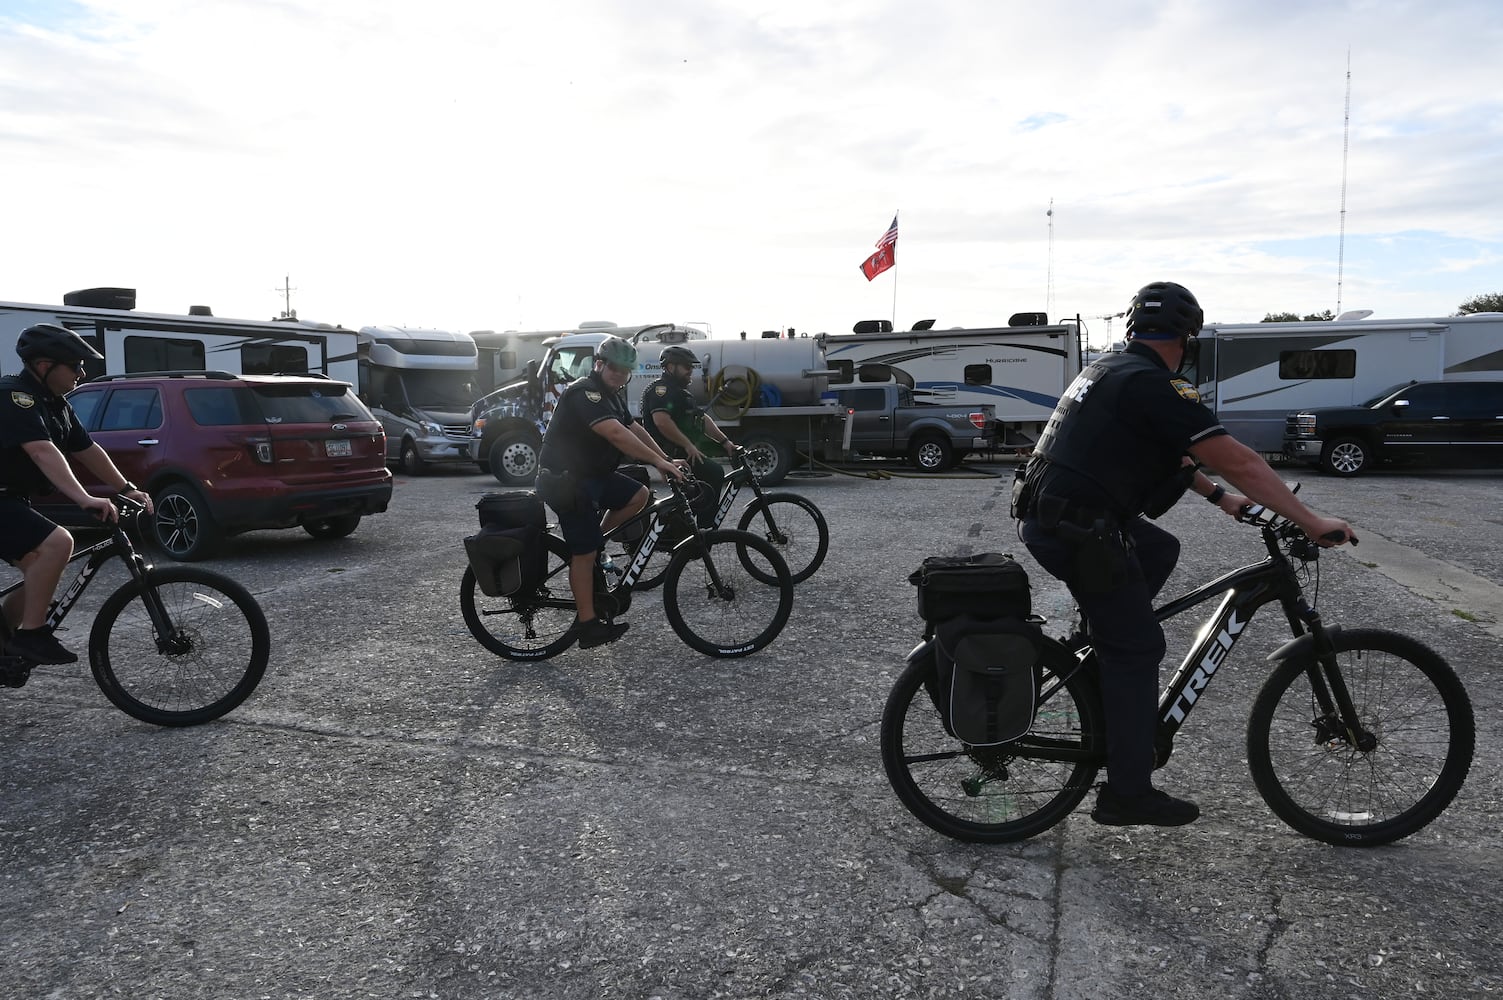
[859, 215, 898, 281]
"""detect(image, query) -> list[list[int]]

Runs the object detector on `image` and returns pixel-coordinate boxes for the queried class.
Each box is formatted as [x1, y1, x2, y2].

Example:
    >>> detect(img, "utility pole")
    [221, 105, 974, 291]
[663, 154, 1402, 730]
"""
[275, 274, 297, 320]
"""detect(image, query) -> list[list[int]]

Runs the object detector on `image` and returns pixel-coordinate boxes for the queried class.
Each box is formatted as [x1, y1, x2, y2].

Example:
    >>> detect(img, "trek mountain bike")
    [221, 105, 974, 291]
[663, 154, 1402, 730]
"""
[629, 449, 829, 590]
[460, 476, 794, 660]
[881, 501, 1475, 846]
[1, 496, 271, 726]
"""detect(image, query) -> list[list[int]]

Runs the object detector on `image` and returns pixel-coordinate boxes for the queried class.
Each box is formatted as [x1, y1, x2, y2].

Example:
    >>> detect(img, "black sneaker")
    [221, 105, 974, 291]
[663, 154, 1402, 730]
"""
[1091, 785, 1199, 827]
[7, 627, 79, 665]
[574, 618, 630, 650]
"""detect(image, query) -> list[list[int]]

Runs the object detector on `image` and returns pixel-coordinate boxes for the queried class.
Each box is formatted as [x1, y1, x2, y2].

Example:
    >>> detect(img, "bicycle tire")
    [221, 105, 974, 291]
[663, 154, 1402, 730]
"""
[736, 493, 829, 585]
[662, 529, 793, 657]
[460, 533, 577, 661]
[880, 644, 1104, 843]
[89, 567, 270, 727]
[1246, 628, 1474, 847]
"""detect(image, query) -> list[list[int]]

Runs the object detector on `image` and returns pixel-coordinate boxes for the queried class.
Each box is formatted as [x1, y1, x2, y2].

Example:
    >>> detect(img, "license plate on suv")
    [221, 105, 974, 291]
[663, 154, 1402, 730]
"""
[325, 439, 353, 457]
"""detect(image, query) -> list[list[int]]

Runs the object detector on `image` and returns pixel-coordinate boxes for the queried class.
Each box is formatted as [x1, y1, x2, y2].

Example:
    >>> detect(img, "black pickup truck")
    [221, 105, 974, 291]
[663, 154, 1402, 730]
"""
[1283, 379, 1503, 475]
[830, 384, 997, 472]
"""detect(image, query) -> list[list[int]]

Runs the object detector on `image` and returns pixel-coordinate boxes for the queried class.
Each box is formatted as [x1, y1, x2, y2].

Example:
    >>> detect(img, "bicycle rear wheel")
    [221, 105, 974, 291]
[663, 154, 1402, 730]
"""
[736, 492, 829, 585]
[89, 567, 270, 727]
[1246, 628, 1474, 846]
[662, 529, 793, 657]
[881, 646, 1103, 843]
[460, 533, 577, 660]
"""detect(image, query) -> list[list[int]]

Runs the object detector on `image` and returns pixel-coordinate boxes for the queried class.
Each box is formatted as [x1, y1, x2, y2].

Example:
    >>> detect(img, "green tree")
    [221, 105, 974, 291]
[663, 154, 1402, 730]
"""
[1458, 292, 1503, 314]
[1261, 310, 1334, 322]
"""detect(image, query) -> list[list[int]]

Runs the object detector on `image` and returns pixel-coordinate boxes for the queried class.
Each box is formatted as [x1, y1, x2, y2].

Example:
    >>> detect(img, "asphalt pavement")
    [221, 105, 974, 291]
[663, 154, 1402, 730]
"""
[3, 460, 1500, 999]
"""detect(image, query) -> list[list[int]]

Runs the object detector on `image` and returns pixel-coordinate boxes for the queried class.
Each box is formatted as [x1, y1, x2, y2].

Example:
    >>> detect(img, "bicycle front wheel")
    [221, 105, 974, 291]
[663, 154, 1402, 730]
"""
[89, 567, 270, 727]
[1246, 628, 1474, 847]
[881, 648, 1104, 843]
[460, 533, 577, 661]
[736, 492, 829, 585]
[662, 529, 793, 657]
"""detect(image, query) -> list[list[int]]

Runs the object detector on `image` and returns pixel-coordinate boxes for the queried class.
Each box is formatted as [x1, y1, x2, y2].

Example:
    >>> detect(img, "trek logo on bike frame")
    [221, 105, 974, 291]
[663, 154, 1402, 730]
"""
[1163, 606, 1248, 724]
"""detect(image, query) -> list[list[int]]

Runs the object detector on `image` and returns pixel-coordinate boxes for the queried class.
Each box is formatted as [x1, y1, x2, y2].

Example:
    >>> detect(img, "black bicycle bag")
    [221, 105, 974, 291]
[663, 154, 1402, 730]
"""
[917, 614, 1043, 746]
[909, 552, 1031, 623]
[465, 491, 546, 598]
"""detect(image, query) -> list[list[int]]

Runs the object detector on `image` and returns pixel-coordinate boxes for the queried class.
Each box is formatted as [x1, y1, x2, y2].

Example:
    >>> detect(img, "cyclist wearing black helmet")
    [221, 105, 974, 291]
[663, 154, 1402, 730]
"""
[640, 344, 737, 526]
[1, 324, 154, 665]
[1015, 282, 1355, 827]
[536, 335, 686, 649]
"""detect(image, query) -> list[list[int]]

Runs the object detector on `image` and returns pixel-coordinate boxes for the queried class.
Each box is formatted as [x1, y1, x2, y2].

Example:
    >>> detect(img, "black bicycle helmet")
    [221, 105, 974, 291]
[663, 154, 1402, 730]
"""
[17, 323, 104, 363]
[595, 335, 638, 368]
[659, 345, 699, 368]
[1124, 282, 1204, 341]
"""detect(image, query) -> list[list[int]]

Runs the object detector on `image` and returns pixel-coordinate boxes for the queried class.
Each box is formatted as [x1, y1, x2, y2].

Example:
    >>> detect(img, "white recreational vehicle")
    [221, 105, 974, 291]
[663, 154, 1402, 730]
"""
[356, 326, 479, 475]
[820, 315, 1083, 448]
[1192, 313, 1503, 453]
[0, 287, 357, 383]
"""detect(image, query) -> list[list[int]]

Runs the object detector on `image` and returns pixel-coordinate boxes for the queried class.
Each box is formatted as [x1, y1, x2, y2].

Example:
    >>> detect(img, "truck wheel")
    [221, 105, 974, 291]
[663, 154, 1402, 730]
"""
[909, 433, 953, 473]
[490, 431, 541, 486]
[1321, 436, 1369, 476]
[398, 440, 427, 476]
[740, 434, 792, 485]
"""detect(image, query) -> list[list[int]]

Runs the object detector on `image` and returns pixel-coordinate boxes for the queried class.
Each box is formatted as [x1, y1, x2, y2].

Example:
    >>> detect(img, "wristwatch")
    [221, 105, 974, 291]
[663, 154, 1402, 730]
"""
[1205, 484, 1226, 505]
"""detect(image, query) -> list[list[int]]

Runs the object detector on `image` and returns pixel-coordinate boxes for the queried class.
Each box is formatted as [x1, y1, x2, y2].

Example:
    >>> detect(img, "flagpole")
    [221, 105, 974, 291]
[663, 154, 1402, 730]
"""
[891, 210, 898, 328]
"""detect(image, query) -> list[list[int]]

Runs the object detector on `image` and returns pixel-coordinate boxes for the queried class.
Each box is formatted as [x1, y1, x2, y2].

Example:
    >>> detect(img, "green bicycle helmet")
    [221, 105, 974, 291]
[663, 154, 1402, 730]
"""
[595, 336, 638, 369]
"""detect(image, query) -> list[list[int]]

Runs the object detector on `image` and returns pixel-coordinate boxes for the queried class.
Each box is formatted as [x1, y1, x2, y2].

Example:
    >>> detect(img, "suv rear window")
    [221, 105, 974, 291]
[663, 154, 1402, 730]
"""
[183, 384, 375, 426]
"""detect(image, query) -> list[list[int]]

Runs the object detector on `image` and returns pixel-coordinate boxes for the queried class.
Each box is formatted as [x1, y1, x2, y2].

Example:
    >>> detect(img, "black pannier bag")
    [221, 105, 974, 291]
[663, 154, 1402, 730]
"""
[908, 552, 1031, 623]
[465, 491, 547, 598]
[930, 615, 1041, 746]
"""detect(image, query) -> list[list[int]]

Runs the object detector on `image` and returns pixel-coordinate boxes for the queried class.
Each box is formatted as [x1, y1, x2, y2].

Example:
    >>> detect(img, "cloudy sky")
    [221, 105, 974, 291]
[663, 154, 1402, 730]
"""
[3, 0, 1500, 346]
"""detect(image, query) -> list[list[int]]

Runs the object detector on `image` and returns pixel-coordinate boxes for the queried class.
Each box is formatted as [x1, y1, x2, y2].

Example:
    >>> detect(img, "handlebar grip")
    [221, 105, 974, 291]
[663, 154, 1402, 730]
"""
[1320, 529, 1357, 546]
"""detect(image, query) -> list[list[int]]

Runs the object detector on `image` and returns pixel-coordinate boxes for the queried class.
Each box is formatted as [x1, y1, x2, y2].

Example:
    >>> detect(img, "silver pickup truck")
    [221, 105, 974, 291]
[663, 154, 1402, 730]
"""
[831, 384, 997, 472]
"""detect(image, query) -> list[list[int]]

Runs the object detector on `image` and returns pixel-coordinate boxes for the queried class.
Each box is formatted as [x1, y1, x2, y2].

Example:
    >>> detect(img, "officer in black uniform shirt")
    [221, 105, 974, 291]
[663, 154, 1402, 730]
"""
[1016, 282, 1356, 828]
[1, 324, 154, 670]
[535, 336, 683, 650]
[640, 345, 737, 526]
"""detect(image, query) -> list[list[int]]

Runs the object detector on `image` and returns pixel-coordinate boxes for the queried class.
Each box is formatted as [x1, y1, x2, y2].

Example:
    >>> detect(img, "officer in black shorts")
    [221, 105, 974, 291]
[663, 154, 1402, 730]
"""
[535, 336, 684, 649]
[639, 345, 738, 526]
[1015, 282, 1356, 827]
[1, 324, 154, 669]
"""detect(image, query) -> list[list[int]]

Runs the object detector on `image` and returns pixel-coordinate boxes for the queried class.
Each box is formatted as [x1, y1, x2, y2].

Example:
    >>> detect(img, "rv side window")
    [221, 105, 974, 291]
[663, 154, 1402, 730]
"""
[963, 364, 992, 386]
[1278, 349, 1356, 380]
[243, 343, 310, 375]
[827, 360, 853, 385]
[124, 335, 205, 373]
[857, 363, 896, 383]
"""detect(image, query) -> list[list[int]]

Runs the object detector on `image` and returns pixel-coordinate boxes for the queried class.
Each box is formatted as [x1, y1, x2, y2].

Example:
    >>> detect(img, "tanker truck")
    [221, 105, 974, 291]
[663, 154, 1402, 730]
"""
[467, 326, 853, 486]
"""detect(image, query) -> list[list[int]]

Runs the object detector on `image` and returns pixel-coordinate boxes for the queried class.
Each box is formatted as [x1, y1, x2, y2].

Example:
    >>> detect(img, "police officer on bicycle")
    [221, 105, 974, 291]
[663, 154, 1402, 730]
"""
[1, 324, 154, 667]
[535, 336, 685, 649]
[1015, 281, 1355, 827]
[640, 345, 738, 527]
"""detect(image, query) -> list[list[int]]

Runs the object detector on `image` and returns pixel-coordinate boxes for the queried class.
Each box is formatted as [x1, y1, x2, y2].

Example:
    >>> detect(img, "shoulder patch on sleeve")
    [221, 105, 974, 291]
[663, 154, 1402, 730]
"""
[654, 385, 667, 396]
[1170, 378, 1200, 402]
[10, 391, 35, 409]
[584, 390, 602, 403]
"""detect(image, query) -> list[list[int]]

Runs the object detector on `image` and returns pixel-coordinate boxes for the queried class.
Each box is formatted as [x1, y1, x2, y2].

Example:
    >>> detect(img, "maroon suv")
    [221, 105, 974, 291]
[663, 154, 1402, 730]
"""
[64, 371, 393, 560]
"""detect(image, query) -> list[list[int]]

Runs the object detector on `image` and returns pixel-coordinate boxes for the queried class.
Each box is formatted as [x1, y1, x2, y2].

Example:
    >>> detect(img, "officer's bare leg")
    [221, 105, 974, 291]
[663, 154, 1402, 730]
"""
[8, 528, 73, 631]
[599, 486, 650, 536]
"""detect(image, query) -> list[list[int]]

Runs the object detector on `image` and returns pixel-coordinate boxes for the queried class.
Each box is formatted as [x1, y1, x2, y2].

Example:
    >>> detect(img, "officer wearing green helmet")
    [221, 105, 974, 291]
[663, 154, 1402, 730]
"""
[535, 335, 685, 649]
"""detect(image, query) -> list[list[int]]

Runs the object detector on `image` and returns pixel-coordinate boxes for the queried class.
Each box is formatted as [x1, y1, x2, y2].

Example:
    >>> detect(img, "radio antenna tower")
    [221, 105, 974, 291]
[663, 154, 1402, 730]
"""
[1336, 51, 1351, 317]
[1046, 199, 1055, 318]
[275, 274, 298, 320]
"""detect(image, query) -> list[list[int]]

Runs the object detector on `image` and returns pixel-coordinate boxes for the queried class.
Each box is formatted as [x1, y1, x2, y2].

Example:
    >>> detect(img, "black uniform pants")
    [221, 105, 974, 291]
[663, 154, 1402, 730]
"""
[1019, 514, 1180, 796]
